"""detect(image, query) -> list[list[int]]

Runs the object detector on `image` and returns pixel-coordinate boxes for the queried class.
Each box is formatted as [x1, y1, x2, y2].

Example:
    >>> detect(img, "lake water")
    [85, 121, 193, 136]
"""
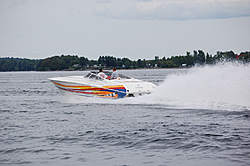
[1, 63, 250, 166]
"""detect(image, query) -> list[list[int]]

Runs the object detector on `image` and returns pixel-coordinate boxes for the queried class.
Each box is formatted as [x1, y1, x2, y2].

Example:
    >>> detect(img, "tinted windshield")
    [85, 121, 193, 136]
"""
[84, 73, 91, 78]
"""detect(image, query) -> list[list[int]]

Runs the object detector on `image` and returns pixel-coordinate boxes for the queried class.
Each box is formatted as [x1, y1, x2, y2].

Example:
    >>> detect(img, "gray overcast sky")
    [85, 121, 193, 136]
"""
[0, 0, 250, 60]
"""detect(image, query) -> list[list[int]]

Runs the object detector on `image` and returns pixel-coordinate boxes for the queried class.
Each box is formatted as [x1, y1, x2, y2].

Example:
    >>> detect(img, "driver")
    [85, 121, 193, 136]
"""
[97, 68, 107, 79]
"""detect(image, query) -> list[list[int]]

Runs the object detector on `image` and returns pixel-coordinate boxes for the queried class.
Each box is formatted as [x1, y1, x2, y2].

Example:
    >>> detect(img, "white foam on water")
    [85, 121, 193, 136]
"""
[63, 62, 250, 111]
[135, 62, 250, 111]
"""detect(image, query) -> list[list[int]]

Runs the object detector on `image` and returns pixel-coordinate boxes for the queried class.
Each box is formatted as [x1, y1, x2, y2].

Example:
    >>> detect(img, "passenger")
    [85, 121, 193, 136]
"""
[111, 67, 119, 79]
[97, 68, 107, 79]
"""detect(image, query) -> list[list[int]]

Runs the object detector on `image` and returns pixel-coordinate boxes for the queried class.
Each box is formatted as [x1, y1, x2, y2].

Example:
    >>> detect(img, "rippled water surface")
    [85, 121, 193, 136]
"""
[1, 64, 250, 166]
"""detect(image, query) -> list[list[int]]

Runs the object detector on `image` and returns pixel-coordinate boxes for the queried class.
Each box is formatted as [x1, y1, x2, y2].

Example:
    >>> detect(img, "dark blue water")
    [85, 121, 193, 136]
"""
[1, 64, 250, 166]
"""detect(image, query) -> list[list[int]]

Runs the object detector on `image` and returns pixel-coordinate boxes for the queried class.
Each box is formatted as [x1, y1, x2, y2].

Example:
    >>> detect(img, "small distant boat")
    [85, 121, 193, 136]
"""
[48, 70, 157, 99]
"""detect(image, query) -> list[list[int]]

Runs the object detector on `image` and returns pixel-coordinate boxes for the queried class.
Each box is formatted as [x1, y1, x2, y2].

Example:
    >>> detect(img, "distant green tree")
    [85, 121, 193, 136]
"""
[59, 60, 67, 70]
[197, 50, 205, 64]
[98, 56, 105, 66]
[79, 57, 89, 67]
[206, 53, 213, 64]
[142, 59, 146, 68]
[89, 60, 96, 67]
[116, 58, 123, 68]
[157, 61, 162, 68]
[106, 56, 116, 67]
[123, 58, 131, 69]
[50, 58, 60, 70]
[98, 56, 116, 67]
[185, 51, 194, 66]
[2, 59, 13, 71]
[224, 51, 235, 59]
[137, 59, 142, 68]
[166, 60, 175, 68]
[193, 50, 198, 63]
[132, 60, 137, 68]
[70, 60, 79, 67]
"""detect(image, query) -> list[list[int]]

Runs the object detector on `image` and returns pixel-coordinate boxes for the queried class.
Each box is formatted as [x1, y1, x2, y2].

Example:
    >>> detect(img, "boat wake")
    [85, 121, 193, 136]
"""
[62, 62, 250, 111]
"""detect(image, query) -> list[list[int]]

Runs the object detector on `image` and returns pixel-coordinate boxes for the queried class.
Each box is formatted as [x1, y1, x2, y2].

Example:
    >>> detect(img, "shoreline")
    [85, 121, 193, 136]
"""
[0, 67, 191, 72]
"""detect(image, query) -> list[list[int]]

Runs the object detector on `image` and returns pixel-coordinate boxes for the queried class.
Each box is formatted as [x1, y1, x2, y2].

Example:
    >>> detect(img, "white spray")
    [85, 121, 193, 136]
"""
[151, 62, 250, 108]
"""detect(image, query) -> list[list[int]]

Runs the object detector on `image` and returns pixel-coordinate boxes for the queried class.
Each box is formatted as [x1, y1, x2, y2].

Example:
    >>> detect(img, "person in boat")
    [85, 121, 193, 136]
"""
[97, 68, 107, 79]
[111, 67, 119, 79]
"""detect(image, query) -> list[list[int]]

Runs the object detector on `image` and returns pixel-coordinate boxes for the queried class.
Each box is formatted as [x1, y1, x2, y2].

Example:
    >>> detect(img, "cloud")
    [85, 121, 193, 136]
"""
[94, 0, 250, 20]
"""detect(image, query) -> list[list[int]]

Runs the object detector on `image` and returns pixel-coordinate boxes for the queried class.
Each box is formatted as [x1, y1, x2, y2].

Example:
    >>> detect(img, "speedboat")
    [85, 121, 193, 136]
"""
[48, 70, 157, 99]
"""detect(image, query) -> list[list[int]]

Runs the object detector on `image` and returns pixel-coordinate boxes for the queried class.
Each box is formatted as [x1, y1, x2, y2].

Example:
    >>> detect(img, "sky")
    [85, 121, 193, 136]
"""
[0, 0, 250, 60]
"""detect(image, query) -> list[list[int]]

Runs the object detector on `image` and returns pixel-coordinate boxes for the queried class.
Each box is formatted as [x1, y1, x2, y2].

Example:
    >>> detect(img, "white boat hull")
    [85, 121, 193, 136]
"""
[49, 72, 156, 99]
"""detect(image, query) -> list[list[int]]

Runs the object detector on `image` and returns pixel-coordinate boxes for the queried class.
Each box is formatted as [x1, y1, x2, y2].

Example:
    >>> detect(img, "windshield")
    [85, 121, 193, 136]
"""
[103, 71, 131, 79]
[84, 73, 91, 78]
[84, 71, 131, 79]
[103, 71, 112, 76]
[84, 72, 104, 80]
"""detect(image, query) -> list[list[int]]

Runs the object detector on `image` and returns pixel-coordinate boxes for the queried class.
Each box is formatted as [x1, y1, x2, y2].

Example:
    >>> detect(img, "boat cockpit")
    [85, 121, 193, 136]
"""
[84, 71, 131, 80]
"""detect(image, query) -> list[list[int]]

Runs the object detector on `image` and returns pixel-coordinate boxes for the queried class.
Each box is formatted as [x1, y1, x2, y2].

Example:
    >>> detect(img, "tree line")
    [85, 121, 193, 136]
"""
[0, 50, 249, 71]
